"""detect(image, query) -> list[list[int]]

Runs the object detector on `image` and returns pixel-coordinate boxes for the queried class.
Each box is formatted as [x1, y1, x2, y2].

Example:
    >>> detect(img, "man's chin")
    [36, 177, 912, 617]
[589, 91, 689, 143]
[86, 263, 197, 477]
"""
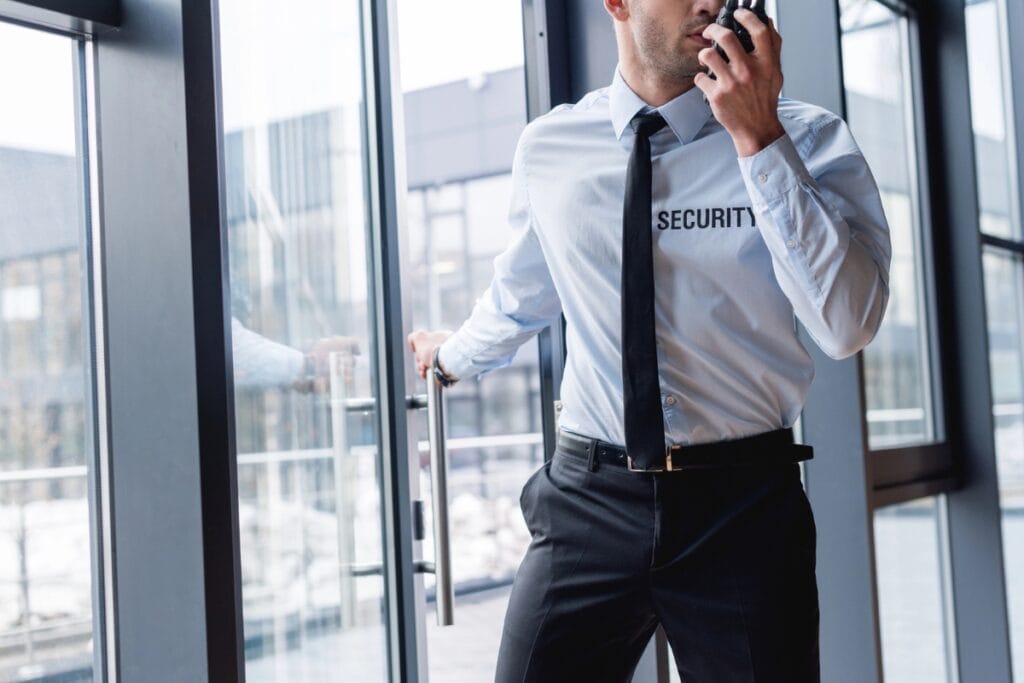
[668, 52, 705, 78]
[665, 61, 706, 81]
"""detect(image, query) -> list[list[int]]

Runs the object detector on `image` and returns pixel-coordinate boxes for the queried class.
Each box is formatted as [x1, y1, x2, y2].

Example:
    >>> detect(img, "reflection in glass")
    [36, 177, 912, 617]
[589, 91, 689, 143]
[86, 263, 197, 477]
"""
[396, 0, 542, 679]
[0, 22, 100, 681]
[217, 0, 389, 679]
[840, 0, 936, 449]
[874, 497, 954, 683]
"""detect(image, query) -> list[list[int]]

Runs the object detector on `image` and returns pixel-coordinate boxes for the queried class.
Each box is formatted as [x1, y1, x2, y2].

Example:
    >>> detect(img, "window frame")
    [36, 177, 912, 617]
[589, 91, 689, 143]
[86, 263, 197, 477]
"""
[0, 0, 119, 34]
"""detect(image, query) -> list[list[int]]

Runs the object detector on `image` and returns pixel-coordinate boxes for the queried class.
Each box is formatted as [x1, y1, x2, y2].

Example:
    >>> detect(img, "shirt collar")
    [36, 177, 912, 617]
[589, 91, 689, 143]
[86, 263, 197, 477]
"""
[609, 65, 714, 145]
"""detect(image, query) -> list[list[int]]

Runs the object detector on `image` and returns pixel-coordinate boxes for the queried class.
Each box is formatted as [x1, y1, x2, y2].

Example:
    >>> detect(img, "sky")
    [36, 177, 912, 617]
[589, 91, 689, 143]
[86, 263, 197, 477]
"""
[0, 0, 1010, 155]
[0, 23, 76, 155]
[395, 0, 525, 92]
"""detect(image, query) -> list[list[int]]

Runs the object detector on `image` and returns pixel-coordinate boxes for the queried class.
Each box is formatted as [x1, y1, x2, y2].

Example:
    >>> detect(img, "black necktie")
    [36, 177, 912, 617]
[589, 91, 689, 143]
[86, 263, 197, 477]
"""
[622, 111, 668, 469]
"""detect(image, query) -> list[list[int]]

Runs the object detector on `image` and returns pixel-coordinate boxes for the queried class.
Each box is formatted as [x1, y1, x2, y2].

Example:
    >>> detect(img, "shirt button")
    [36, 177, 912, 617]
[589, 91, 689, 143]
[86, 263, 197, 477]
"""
[786, 239, 797, 249]
[665, 395, 677, 405]
[758, 173, 769, 184]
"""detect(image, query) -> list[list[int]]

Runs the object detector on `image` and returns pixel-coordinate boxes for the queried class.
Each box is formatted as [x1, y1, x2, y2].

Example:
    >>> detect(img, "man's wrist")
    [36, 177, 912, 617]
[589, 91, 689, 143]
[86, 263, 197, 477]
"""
[432, 345, 459, 387]
[733, 122, 787, 158]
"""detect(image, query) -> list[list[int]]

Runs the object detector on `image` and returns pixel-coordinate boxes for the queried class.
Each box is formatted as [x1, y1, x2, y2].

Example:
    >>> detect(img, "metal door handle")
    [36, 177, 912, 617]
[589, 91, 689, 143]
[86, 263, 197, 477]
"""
[426, 374, 454, 626]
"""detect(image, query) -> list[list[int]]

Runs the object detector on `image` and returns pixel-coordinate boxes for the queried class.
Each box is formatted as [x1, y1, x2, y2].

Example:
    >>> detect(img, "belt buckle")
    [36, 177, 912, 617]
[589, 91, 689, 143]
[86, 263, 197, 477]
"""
[626, 445, 676, 473]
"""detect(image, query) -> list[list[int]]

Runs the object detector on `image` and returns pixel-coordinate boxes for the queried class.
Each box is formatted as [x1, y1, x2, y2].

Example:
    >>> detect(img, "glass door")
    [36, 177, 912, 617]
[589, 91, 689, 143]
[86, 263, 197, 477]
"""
[215, 0, 552, 679]
[391, 1, 554, 681]
[217, 0, 392, 679]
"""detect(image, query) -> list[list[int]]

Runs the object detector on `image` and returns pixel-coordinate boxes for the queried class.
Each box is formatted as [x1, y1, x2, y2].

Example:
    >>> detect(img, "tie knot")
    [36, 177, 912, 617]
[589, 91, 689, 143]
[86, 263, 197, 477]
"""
[631, 111, 667, 139]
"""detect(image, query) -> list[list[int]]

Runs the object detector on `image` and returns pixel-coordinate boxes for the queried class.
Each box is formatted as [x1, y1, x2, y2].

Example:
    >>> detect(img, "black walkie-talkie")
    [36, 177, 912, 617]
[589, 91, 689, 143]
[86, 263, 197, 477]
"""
[708, 0, 770, 80]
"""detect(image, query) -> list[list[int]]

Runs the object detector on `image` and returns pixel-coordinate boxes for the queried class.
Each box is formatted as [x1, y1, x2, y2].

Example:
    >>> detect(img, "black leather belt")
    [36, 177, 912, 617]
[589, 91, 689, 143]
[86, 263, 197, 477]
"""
[556, 427, 813, 472]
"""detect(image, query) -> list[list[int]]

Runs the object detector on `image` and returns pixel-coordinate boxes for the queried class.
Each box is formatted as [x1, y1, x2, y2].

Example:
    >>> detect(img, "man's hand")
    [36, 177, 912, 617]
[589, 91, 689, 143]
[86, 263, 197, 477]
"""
[306, 336, 360, 378]
[407, 329, 454, 380]
[292, 335, 360, 393]
[694, 10, 786, 157]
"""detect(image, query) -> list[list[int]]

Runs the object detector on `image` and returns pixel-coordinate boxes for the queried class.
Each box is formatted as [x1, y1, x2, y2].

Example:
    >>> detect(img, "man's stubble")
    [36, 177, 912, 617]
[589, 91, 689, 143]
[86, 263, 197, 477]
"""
[631, 3, 712, 83]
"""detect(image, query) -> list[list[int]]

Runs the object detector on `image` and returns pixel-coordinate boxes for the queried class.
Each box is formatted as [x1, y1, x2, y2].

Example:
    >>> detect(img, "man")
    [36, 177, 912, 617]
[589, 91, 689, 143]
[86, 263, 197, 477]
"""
[407, 0, 891, 680]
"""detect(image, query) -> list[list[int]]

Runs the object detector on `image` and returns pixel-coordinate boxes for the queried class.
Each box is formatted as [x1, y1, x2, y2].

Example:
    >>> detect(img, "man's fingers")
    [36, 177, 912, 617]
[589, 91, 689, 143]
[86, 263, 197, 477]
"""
[697, 47, 732, 86]
[732, 9, 773, 59]
[693, 71, 717, 101]
[701, 23, 745, 65]
[408, 329, 425, 352]
[768, 18, 783, 70]
[767, 17, 782, 52]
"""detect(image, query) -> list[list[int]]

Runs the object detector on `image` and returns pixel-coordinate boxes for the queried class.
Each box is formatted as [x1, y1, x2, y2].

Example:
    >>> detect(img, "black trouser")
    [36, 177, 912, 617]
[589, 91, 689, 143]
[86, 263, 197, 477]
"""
[495, 439, 819, 683]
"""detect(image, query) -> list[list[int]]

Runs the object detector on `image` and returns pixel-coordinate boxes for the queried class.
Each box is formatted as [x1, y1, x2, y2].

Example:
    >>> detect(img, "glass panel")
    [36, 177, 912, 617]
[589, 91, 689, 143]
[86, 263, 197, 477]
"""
[840, 0, 937, 449]
[874, 496, 954, 683]
[982, 249, 1024, 682]
[966, 0, 1019, 240]
[0, 22, 101, 681]
[217, 1, 389, 679]
[394, 0, 540, 679]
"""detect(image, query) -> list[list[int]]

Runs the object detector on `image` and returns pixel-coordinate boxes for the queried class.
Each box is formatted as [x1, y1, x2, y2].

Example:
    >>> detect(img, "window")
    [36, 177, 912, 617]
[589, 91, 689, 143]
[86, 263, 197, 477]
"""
[874, 496, 956, 682]
[840, 0, 940, 450]
[0, 21, 104, 682]
[966, 0, 1024, 677]
[839, 2, 962, 677]
[981, 249, 1024, 681]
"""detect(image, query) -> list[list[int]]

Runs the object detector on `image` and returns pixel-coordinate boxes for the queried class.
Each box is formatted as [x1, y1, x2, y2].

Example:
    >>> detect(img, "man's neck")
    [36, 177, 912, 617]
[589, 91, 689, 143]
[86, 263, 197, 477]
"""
[617, 57, 696, 107]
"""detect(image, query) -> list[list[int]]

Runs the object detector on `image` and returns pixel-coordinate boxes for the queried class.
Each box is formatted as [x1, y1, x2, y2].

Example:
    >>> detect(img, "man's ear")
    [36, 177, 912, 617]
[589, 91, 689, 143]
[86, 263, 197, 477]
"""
[604, 0, 629, 22]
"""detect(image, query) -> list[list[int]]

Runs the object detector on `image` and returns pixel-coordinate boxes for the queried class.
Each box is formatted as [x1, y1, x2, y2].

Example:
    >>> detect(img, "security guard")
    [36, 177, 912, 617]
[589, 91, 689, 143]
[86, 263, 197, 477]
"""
[407, 0, 891, 680]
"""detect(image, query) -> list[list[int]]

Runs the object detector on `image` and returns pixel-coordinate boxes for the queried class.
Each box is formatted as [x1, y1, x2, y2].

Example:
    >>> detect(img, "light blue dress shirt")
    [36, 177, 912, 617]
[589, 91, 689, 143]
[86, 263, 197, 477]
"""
[438, 66, 892, 447]
[231, 317, 304, 388]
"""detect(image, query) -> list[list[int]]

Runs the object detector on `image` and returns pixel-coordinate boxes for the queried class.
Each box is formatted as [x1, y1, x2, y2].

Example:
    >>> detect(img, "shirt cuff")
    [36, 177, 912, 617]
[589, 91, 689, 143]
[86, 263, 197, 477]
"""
[437, 337, 470, 382]
[736, 133, 812, 211]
